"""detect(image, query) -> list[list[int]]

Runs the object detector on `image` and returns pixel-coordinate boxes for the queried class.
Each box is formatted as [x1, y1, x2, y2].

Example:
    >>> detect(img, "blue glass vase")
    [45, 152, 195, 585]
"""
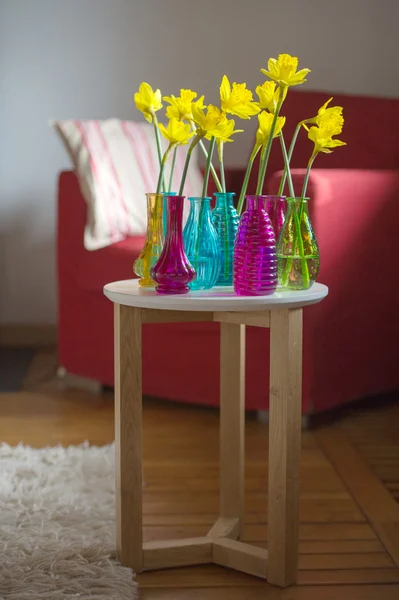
[183, 197, 221, 290]
[212, 192, 240, 286]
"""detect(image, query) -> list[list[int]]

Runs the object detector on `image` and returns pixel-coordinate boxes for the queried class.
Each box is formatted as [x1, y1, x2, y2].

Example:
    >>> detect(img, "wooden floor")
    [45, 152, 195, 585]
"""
[1, 347, 399, 599]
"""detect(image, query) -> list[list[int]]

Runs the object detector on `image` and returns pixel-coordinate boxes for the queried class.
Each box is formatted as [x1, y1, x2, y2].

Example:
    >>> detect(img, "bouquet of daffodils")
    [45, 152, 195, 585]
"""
[134, 53, 345, 207]
[132, 53, 346, 294]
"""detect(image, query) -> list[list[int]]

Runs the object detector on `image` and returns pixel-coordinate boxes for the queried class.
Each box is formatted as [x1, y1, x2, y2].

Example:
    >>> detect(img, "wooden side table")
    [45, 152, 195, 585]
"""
[104, 280, 328, 587]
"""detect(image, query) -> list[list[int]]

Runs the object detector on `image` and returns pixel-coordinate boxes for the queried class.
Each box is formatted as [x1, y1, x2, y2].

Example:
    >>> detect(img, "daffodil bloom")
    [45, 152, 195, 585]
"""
[134, 82, 163, 123]
[308, 123, 346, 155]
[303, 97, 344, 132]
[256, 81, 287, 113]
[300, 113, 346, 198]
[191, 103, 225, 137]
[256, 111, 286, 147]
[260, 54, 310, 89]
[212, 116, 243, 144]
[158, 118, 194, 146]
[163, 89, 205, 121]
[220, 75, 260, 120]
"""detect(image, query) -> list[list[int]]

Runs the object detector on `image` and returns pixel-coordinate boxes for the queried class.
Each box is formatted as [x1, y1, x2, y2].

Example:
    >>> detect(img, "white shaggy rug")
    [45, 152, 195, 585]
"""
[0, 443, 137, 599]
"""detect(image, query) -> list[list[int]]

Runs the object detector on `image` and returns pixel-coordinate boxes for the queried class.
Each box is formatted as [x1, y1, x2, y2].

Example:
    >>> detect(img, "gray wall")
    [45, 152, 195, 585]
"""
[1, 0, 398, 324]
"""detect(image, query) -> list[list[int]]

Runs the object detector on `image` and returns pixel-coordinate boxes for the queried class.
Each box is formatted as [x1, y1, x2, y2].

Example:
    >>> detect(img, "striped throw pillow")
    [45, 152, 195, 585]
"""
[52, 119, 203, 250]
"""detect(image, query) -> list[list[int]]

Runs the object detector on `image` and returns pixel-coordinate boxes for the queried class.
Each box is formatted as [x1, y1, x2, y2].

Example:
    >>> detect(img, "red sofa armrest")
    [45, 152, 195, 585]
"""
[270, 168, 399, 411]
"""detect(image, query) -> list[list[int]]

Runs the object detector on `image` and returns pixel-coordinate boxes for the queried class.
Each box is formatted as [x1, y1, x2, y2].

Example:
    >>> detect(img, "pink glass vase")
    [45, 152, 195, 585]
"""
[233, 195, 277, 296]
[264, 195, 286, 241]
[150, 195, 195, 295]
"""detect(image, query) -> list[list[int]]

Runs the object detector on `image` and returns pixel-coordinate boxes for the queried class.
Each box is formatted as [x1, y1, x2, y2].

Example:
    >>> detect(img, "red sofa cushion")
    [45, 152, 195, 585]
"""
[78, 236, 145, 292]
[249, 90, 399, 193]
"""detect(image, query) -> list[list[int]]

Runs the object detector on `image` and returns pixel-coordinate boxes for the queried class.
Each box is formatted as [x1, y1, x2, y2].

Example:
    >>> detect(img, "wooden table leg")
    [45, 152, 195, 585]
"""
[268, 308, 303, 587]
[219, 322, 246, 537]
[114, 304, 143, 571]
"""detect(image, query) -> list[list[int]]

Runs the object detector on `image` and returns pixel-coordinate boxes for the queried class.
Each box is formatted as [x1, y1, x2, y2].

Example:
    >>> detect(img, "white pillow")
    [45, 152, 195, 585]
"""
[52, 119, 203, 250]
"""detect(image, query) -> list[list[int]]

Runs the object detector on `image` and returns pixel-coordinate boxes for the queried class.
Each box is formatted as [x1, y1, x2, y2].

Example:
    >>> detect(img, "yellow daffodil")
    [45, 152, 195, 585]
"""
[256, 81, 288, 113]
[163, 89, 205, 121]
[220, 75, 260, 120]
[158, 117, 194, 146]
[134, 82, 163, 123]
[212, 116, 243, 143]
[191, 103, 225, 138]
[261, 54, 310, 88]
[308, 121, 346, 155]
[303, 97, 344, 132]
[256, 111, 286, 147]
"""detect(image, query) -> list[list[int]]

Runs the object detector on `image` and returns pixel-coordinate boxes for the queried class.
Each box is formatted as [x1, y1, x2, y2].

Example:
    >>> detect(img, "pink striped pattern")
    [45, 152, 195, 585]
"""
[53, 119, 203, 250]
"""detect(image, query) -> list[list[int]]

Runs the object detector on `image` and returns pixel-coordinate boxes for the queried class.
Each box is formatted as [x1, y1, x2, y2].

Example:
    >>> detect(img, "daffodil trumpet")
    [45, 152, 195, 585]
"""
[157, 117, 194, 195]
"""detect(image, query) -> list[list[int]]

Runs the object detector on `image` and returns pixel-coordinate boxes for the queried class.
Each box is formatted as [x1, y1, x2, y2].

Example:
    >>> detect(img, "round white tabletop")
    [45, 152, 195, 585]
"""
[104, 280, 328, 312]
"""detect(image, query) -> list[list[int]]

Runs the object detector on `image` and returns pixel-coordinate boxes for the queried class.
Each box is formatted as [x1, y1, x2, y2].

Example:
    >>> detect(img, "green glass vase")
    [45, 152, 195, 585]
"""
[277, 197, 320, 290]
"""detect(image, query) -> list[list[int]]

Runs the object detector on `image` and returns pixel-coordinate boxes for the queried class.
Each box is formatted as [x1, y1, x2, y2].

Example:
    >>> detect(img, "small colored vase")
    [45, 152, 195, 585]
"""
[212, 192, 240, 286]
[264, 195, 286, 241]
[183, 197, 221, 290]
[162, 191, 176, 236]
[233, 195, 277, 296]
[151, 195, 195, 295]
[133, 193, 164, 287]
[277, 197, 320, 290]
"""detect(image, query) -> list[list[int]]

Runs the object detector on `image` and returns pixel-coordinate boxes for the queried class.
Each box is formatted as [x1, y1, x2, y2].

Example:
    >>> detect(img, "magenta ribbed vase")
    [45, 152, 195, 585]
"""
[233, 195, 277, 296]
[150, 195, 195, 295]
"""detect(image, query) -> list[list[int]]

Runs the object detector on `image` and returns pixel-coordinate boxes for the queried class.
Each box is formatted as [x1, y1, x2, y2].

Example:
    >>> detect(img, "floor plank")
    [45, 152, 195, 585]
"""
[316, 427, 399, 569]
[1, 349, 399, 598]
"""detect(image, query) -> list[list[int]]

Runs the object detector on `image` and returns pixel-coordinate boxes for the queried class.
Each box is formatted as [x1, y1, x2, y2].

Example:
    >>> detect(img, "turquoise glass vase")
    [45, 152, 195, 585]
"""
[183, 197, 221, 290]
[212, 192, 240, 286]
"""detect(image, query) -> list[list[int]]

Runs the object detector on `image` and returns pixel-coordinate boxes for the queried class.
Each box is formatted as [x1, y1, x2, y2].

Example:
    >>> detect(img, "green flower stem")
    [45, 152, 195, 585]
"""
[195, 137, 216, 270]
[218, 142, 226, 193]
[218, 140, 229, 278]
[277, 121, 304, 196]
[256, 88, 285, 195]
[202, 136, 216, 198]
[293, 208, 310, 288]
[237, 143, 261, 215]
[168, 146, 177, 192]
[152, 112, 166, 192]
[189, 122, 222, 192]
[178, 134, 202, 196]
[279, 133, 295, 198]
[156, 144, 173, 194]
[301, 153, 317, 200]
[280, 201, 310, 289]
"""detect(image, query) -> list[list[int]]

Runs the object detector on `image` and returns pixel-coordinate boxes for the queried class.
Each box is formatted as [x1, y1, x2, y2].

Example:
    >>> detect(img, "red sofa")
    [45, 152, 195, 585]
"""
[57, 90, 399, 414]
